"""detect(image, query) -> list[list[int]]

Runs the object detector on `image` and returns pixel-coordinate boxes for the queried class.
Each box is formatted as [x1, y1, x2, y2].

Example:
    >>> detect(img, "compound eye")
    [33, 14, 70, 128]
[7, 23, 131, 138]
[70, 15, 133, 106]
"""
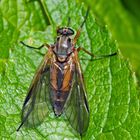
[68, 28, 74, 35]
[57, 28, 63, 34]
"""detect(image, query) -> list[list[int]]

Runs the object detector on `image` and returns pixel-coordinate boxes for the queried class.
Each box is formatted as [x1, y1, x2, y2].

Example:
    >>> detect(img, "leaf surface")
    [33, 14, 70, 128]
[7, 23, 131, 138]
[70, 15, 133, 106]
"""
[0, 0, 139, 139]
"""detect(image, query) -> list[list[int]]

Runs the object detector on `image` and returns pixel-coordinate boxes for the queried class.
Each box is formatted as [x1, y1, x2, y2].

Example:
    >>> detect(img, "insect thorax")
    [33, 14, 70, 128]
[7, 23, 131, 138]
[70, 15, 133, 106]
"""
[53, 35, 73, 62]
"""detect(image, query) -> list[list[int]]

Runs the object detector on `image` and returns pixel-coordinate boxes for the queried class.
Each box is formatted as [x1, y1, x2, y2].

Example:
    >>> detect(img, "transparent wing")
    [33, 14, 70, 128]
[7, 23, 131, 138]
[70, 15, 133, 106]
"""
[64, 63, 89, 135]
[17, 55, 51, 131]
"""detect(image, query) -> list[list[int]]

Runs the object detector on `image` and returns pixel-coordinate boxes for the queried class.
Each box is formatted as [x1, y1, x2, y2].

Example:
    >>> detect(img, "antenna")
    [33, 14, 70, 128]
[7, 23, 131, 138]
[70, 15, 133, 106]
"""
[80, 7, 90, 29]
[73, 7, 90, 45]
[67, 17, 71, 27]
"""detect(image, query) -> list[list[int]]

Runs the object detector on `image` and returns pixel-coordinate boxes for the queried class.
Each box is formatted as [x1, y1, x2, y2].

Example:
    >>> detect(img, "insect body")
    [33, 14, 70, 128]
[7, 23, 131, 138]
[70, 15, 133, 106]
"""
[17, 8, 116, 136]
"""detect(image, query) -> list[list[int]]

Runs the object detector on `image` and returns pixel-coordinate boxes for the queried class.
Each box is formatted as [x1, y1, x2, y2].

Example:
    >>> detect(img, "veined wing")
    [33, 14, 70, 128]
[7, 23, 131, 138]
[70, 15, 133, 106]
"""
[17, 52, 52, 131]
[64, 57, 89, 136]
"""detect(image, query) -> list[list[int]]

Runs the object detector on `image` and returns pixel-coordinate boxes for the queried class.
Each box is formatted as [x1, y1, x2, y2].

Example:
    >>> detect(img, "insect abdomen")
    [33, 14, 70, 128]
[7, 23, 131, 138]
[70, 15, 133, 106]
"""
[50, 58, 74, 116]
[53, 91, 69, 116]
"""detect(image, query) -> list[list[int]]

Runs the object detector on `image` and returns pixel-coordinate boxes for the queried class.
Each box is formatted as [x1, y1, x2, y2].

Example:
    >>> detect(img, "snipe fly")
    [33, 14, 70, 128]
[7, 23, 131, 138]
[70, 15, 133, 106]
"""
[17, 8, 117, 136]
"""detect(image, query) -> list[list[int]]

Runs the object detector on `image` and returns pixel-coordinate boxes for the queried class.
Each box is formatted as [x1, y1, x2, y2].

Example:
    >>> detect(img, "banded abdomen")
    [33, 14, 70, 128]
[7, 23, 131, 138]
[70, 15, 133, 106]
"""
[50, 57, 75, 116]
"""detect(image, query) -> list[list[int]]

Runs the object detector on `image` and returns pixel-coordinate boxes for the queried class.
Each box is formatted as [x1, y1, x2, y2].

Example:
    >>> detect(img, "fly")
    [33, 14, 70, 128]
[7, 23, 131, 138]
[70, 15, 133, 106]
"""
[17, 8, 117, 136]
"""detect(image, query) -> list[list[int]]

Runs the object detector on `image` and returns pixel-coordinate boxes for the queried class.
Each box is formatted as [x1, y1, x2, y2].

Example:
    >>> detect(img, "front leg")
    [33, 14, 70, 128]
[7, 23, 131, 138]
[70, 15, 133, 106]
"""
[77, 47, 117, 60]
[20, 41, 50, 50]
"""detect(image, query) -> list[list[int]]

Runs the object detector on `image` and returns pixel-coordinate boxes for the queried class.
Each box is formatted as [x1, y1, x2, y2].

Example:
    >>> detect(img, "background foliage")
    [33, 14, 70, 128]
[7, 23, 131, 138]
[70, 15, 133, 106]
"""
[83, 0, 140, 84]
[0, 0, 139, 140]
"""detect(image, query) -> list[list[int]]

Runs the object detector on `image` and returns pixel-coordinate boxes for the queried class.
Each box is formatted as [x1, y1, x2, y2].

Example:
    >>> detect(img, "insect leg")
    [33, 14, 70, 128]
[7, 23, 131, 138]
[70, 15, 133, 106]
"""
[77, 47, 95, 57]
[77, 47, 117, 60]
[20, 41, 50, 49]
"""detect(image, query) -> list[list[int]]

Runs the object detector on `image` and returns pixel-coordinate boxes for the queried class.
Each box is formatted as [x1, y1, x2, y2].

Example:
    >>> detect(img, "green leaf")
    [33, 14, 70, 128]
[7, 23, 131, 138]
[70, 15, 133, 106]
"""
[0, 0, 139, 139]
[82, 0, 140, 83]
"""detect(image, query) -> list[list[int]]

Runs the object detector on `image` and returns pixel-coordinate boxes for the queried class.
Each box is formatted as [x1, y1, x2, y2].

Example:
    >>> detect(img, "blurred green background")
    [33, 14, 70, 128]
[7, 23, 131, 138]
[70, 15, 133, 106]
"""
[82, 0, 140, 85]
